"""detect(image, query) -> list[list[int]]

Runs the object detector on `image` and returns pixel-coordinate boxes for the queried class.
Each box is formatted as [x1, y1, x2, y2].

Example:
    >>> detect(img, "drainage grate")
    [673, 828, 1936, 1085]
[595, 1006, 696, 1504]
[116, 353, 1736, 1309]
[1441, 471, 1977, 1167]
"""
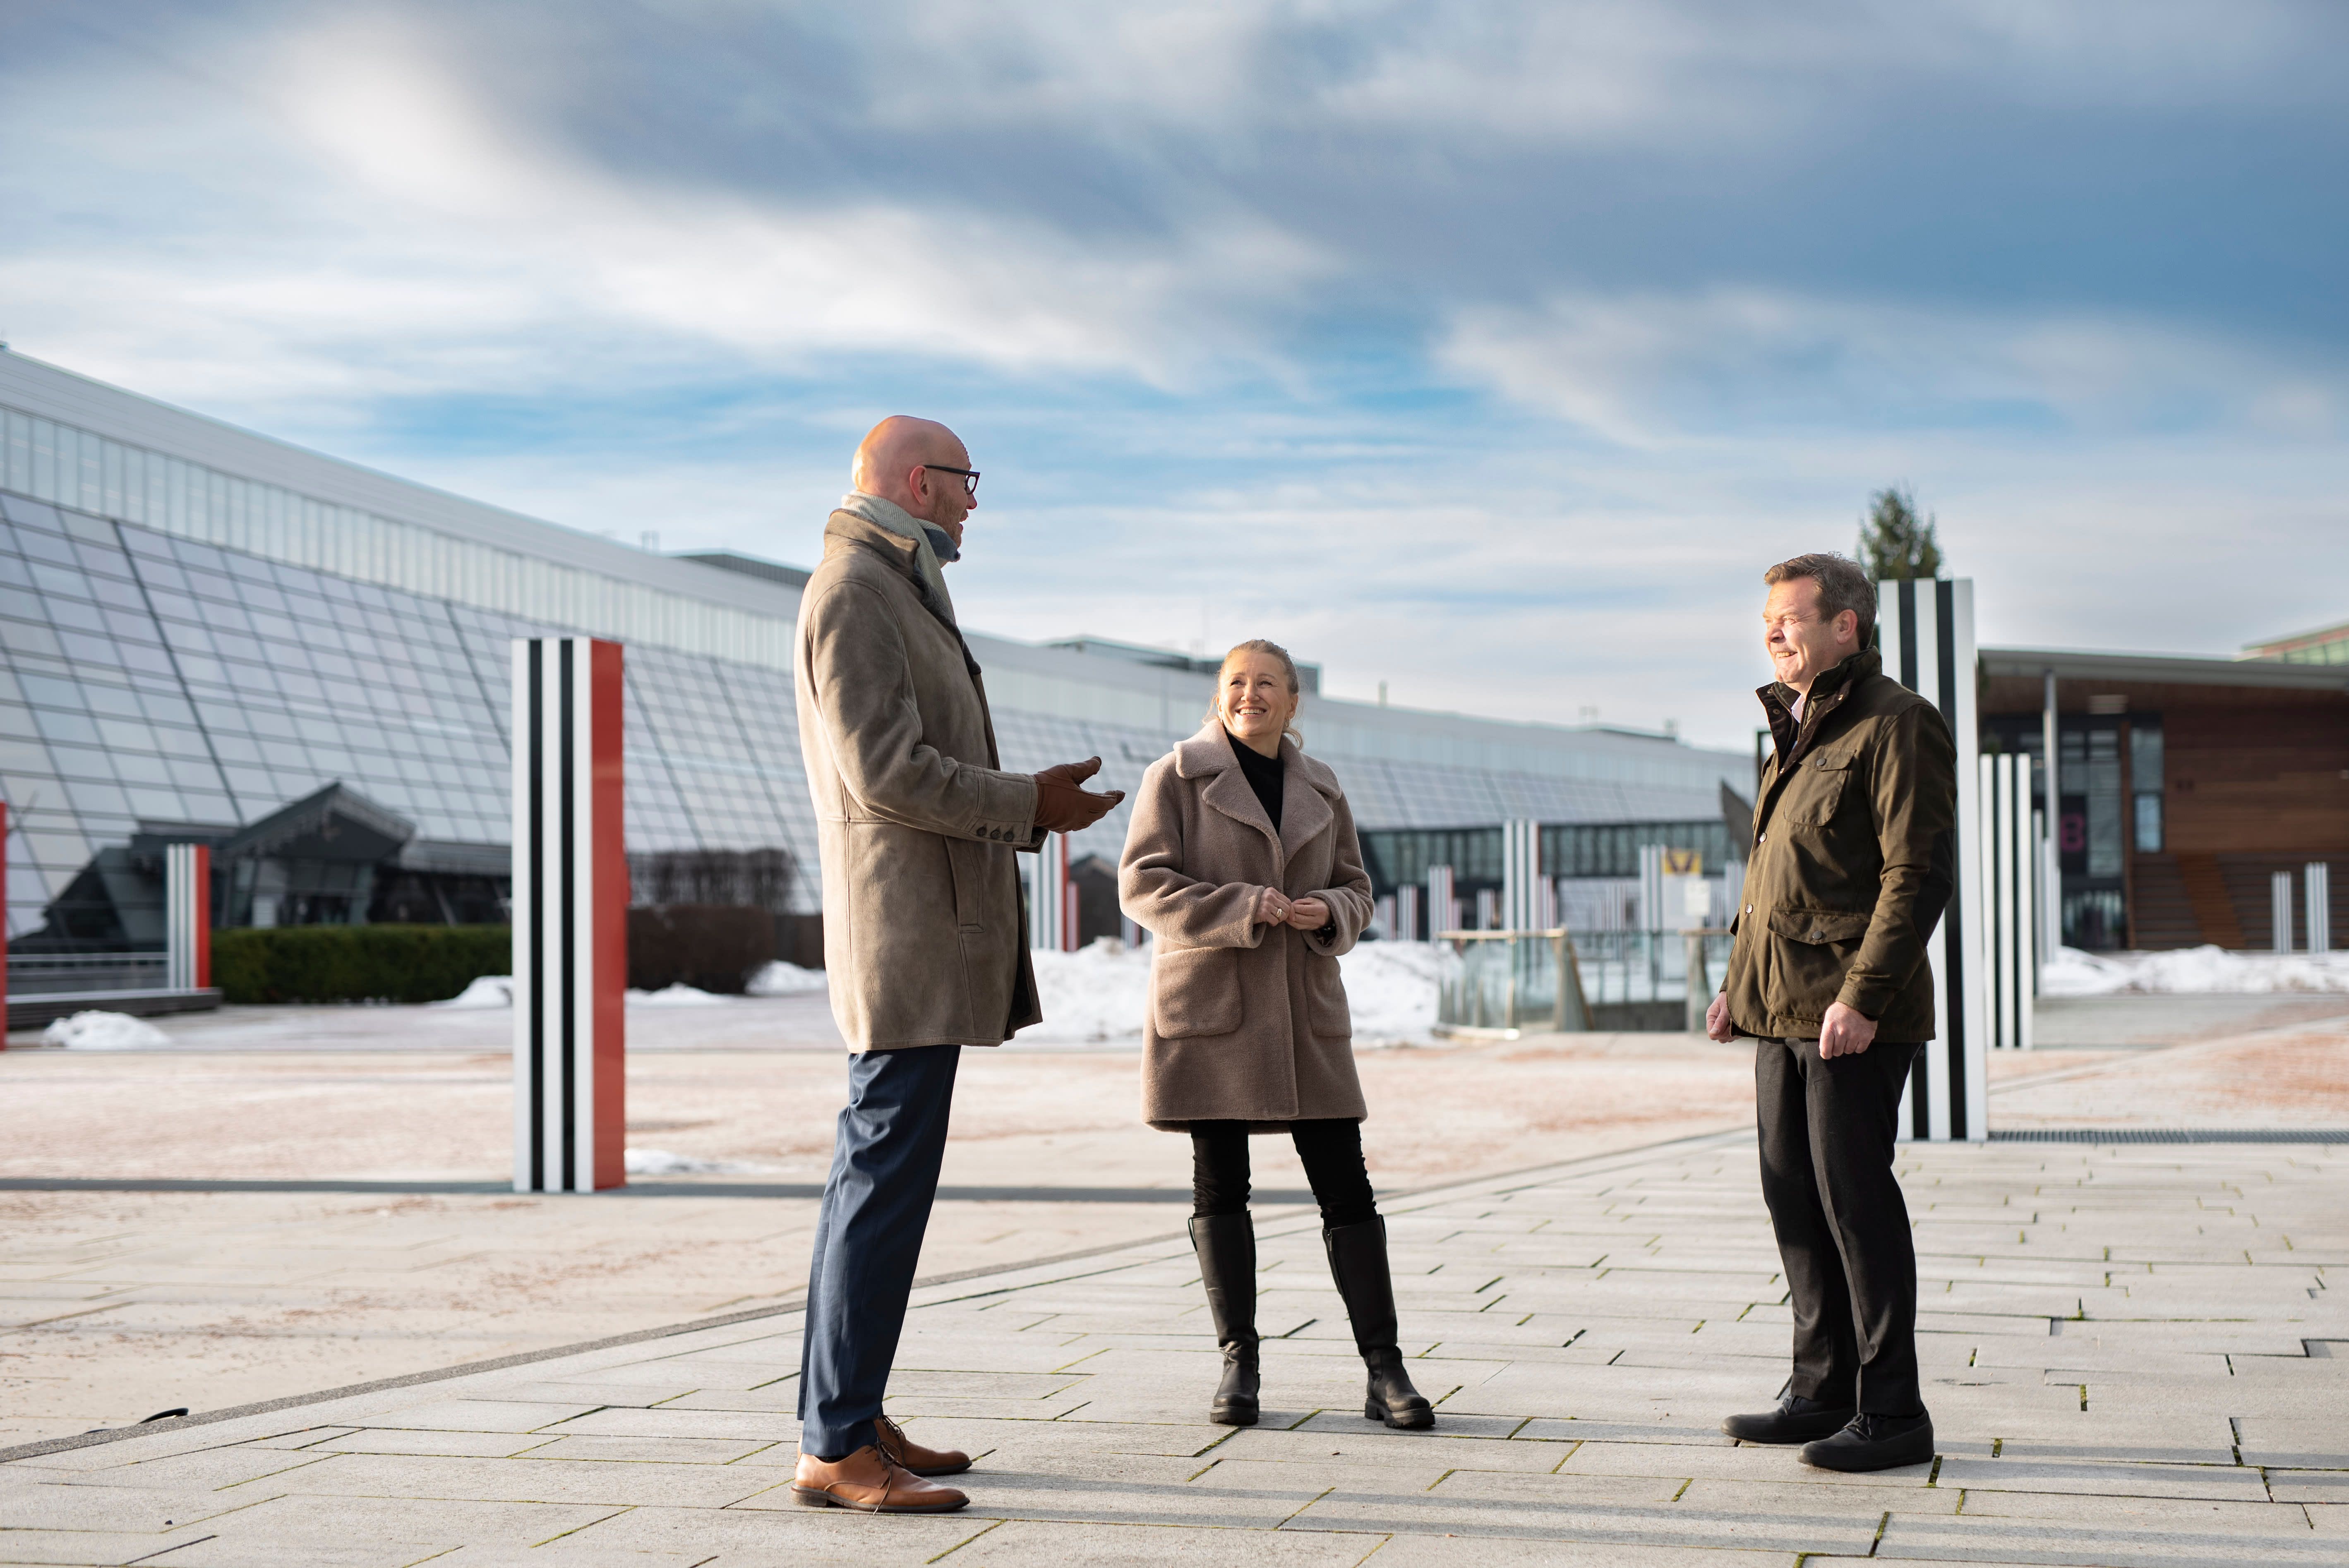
[1990, 1128, 2349, 1144]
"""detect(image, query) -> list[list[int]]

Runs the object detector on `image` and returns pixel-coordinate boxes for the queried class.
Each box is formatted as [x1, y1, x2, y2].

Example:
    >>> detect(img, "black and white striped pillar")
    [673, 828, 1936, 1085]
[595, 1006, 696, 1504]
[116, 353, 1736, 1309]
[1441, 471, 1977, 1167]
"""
[511, 637, 627, 1192]
[1876, 578, 1988, 1143]
[163, 842, 211, 992]
[1980, 752, 2037, 1052]
[1502, 819, 1543, 931]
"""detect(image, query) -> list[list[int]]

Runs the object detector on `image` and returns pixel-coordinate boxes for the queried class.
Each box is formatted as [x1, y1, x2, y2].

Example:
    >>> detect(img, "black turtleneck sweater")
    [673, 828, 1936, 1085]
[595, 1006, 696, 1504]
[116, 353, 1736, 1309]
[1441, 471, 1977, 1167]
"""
[1225, 726, 1284, 830]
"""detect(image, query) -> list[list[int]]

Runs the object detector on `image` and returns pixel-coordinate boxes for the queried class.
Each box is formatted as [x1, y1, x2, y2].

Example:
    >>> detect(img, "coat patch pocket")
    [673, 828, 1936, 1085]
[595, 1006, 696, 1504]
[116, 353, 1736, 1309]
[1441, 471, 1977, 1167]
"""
[1777, 751, 1854, 827]
[1766, 908, 1874, 945]
[1304, 952, 1351, 1038]
[1761, 907, 1872, 1021]
[1152, 946, 1243, 1038]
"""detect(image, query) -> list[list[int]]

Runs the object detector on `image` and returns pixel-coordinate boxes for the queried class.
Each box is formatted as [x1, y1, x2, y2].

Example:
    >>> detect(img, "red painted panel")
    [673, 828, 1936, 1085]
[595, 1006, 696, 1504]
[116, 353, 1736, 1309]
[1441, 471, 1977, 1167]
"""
[193, 843, 212, 990]
[590, 638, 628, 1189]
[1, 802, 9, 1044]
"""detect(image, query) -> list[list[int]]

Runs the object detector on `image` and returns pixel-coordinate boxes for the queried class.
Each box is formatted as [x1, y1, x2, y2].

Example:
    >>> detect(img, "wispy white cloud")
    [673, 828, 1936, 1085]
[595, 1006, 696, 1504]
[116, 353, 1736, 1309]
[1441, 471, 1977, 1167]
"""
[1439, 289, 2344, 446]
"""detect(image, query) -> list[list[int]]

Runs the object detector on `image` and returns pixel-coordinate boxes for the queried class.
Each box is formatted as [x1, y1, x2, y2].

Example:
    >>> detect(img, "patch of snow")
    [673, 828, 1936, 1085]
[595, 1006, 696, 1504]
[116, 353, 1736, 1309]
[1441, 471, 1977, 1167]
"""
[43, 1011, 169, 1049]
[1340, 941, 1458, 1047]
[2042, 945, 2349, 997]
[1015, 935, 1454, 1047]
[431, 975, 513, 1009]
[625, 984, 733, 1007]
[745, 961, 829, 997]
[1022, 939, 1152, 1043]
[623, 1147, 768, 1175]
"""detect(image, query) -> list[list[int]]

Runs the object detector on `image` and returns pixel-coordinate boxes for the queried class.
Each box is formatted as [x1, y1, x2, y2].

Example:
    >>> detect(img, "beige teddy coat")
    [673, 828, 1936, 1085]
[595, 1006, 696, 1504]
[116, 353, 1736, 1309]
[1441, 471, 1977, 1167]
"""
[1117, 724, 1375, 1131]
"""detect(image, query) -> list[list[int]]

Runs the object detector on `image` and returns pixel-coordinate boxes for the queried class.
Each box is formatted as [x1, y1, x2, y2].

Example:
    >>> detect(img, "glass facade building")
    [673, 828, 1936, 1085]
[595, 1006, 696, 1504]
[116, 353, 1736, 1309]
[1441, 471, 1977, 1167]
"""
[0, 352, 1749, 952]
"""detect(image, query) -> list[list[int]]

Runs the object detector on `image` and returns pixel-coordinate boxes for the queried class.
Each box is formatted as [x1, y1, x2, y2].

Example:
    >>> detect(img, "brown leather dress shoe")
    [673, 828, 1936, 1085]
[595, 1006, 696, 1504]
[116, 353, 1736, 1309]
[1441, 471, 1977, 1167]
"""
[790, 1446, 968, 1513]
[876, 1413, 972, 1477]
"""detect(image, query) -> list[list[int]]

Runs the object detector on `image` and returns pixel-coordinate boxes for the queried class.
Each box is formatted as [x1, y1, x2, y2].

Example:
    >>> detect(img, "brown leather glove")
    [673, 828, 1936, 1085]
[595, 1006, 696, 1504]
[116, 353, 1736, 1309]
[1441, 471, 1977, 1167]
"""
[1033, 756, 1124, 834]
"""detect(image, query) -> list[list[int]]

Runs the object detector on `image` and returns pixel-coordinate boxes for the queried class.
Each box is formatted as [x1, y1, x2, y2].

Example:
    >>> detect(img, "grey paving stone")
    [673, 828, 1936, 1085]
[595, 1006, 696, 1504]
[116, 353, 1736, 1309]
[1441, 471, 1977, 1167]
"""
[1284, 1467, 1881, 1552]
[308, 1429, 559, 1458]
[459, 1499, 993, 1567]
[1339, 1535, 1794, 1566]
[316, 1398, 604, 1434]
[895, 1414, 1233, 1462]
[1214, 1425, 1572, 1473]
[513, 1434, 787, 1465]
[1949, 1491, 2316, 1530]
[2267, 1471, 2349, 1504]
[522, 1405, 801, 1441]
[936, 1518, 1380, 1567]
[231, 1451, 792, 1508]
[468, 1380, 704, 1408]
[1876, 1511, 2344, 1566]
[48, 1446, 336, 1493]
[1936, 1456, 2271, 1502]
[0, 1475, 276, 1534]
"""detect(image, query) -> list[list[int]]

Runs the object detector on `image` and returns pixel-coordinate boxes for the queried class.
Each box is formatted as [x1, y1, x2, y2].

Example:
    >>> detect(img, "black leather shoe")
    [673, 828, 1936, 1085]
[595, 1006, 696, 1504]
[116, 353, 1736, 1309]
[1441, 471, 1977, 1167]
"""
[1721, 1392, 1857, 1444]
[1800, 1411, 1935, 1472]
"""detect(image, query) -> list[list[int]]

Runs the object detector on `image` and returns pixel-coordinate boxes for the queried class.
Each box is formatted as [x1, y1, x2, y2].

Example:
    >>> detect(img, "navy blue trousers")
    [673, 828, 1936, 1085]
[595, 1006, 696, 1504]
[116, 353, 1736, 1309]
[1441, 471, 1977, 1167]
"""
[796, 1043, 961, 1459]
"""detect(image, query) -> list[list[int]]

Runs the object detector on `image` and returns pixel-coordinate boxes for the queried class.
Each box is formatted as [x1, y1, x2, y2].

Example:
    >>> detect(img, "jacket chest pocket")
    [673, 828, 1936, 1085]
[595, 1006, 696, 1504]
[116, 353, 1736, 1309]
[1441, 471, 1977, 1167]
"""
[1777, 751, 1855, 827]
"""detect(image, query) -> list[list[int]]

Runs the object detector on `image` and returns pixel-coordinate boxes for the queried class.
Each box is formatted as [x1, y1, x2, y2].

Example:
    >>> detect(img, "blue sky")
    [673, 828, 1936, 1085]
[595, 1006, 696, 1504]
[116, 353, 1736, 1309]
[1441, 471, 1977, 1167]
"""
[2, 0, 2344, 746]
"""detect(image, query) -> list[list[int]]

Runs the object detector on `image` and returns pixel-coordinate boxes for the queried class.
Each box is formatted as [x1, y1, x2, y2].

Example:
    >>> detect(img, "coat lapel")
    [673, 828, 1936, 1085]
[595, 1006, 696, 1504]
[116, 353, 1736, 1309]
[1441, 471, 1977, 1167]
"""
[1177, 724, 1281, 855]
[1277, 741, 1334, 862]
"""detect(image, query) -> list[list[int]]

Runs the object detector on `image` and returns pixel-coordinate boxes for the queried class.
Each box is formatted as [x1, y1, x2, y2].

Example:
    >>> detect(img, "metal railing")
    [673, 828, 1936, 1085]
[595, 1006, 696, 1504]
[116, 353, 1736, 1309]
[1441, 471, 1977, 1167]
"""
[1432, 930, 1588, 1036]
[1432, 928, 1735, 1035]
[5, 952, 170, 995]
[1569, 929, 1735, 1007]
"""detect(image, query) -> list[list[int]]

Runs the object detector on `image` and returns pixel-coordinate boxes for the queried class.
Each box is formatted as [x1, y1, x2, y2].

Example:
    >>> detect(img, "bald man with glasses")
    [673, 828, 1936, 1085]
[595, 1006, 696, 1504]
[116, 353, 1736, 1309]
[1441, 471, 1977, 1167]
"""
[789, 416, 1122, 1513]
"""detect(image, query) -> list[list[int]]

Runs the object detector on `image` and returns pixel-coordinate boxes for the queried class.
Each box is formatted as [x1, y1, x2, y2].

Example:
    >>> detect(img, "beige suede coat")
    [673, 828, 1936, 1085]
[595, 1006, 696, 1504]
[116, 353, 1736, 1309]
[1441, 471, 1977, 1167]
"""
[794, 509, 1042, 1049]
[1118, 724, 1375, 1131]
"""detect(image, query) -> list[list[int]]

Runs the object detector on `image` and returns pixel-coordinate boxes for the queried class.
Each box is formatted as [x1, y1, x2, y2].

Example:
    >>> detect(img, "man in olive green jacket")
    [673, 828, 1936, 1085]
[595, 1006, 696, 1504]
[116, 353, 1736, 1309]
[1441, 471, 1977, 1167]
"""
[1707, 552, 1954, 1474]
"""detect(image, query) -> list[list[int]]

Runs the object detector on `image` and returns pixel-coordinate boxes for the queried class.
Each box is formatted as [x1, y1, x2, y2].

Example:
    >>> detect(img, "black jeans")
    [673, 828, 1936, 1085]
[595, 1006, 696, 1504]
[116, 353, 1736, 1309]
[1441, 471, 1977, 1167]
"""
[1190, 1118, 1378, 1229]
[1755, 1035, 1923, 1417]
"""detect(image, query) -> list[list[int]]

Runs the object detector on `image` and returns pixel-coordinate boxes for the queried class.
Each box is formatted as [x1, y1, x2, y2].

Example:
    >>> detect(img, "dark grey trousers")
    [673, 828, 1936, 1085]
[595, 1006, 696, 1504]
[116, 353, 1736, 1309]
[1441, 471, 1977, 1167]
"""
[1754, 1035, 1924, 1417]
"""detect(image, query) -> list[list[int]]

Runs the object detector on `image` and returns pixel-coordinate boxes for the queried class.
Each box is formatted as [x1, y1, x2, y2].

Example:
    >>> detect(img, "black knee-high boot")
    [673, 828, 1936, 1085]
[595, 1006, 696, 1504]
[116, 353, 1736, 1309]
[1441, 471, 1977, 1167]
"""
[1323, 1217, 1435, 1429]
[1190, 1213, 1260, 1426]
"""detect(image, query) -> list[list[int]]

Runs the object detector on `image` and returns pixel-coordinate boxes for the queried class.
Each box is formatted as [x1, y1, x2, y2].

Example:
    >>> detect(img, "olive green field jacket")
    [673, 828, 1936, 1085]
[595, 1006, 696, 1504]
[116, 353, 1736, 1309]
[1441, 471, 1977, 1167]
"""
[1720, 647, 1956, 1043]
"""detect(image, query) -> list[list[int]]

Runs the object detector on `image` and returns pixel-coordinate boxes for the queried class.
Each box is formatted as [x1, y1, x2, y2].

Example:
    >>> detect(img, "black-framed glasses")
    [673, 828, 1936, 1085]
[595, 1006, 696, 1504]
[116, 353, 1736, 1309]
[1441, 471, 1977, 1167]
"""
[923, 464, 980, 496]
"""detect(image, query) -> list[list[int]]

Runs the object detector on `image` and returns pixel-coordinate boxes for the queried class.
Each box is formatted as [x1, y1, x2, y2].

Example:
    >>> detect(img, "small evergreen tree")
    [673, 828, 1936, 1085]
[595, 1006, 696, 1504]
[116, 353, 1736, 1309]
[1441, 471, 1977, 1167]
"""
[1857, 486, 1944, 580]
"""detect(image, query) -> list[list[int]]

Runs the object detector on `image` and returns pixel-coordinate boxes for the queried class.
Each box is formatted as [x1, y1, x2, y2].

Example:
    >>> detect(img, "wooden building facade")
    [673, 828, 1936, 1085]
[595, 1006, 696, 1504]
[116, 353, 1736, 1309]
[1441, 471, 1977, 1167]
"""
[1979, 648, 2349, 951]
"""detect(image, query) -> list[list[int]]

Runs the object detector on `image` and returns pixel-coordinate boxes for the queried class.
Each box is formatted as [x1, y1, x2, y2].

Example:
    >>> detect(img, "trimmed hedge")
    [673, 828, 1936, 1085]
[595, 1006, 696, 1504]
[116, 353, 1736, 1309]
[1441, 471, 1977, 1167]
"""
[214, 924, 512, 1005]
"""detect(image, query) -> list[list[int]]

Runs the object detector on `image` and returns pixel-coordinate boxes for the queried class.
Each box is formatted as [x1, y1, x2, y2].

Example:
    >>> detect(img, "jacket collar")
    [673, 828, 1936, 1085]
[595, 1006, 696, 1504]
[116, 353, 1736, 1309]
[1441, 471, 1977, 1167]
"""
[1756, 646, 1881, 770]
[823, 510, 982, 676]
[1172, 722, 1338, 863]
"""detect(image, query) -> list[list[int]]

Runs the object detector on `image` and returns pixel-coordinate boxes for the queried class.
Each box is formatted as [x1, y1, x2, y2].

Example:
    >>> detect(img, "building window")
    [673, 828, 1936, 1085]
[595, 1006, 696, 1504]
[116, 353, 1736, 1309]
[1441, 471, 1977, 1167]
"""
[2128, 723, 2163, 853]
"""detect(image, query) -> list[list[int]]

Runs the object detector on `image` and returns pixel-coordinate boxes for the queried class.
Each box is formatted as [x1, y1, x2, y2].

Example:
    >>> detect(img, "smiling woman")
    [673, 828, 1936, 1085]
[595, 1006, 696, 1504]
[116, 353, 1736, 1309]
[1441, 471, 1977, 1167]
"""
[1120, 636, 1436, 1432]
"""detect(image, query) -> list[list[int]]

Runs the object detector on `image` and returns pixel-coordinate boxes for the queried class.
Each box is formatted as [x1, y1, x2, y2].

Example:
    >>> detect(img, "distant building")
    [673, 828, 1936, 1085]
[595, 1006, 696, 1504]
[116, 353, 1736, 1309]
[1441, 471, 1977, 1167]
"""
[0, 352, 1747, 958]
[2243, 618, 2349, 667]
[1979, 646, 2349, 950]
